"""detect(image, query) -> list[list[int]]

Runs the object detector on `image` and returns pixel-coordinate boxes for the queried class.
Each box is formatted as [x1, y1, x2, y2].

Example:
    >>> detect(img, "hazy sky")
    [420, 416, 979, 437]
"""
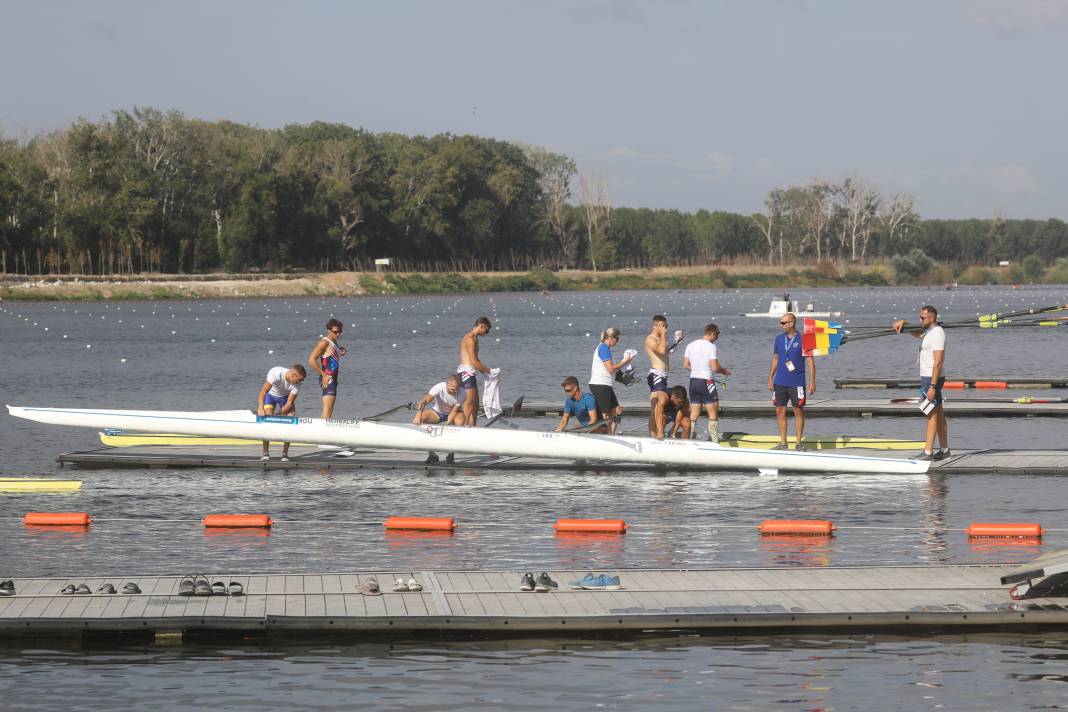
[3, 0, 1067, 218]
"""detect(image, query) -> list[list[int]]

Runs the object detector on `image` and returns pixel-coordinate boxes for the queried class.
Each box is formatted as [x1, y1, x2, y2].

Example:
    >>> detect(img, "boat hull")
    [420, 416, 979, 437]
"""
[7, 406, 929, 474]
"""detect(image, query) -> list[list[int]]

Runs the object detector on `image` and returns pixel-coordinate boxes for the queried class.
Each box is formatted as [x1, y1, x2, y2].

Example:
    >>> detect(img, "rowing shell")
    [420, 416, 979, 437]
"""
[8, 406, 929, 475]
[720, 433, 925, 451]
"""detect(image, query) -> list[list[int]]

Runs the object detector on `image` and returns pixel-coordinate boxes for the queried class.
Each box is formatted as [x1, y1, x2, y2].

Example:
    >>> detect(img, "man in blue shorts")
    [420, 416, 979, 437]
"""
[894, 305, 949, 461]
[662, 386, 692, 439]
[555, 376, 605, 433]
[767, 312, 815, 450]
[682, 324, 731, 441]
[256, 364, 306, 462]
[413, 374, 467, 426]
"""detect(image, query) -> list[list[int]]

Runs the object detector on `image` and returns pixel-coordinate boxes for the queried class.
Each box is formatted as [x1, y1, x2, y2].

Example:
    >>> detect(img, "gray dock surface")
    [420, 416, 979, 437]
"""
[517, 399, 1068, 418]
[2, 565, 1064, 637]
[55, 444, 1068, 474]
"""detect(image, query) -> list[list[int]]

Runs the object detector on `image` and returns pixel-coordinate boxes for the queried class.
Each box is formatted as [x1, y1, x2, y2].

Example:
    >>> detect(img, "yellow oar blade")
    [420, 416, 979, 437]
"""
[719, 434, 924, 451]
[0, 478, 83, 492]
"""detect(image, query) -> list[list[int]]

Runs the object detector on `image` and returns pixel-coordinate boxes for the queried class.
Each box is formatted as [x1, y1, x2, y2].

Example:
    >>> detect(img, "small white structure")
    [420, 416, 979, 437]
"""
[743, 293, 843, 318]
[374, 257, 392, 272]
[998, 260, 1011, 267]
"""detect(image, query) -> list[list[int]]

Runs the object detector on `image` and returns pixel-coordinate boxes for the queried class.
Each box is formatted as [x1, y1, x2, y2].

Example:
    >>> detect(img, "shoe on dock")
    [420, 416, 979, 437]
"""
[425, 453, 440, 464]
[193, 576, 212, 596]
[60, 584, 76, 595]
[280, 455, 290, 463]
[445, 453, 455, 465]
[121, 583, 141, 594]
[534, 572, 558, 593]
[96, 583, 116, 594]
[392, 578, 409, 592]
[771, 443, 788, 451]
[519, 572, 536, 592]
[357, 578, 381, 596]
[569, 573, 622, 591]
[915, 451, 934, 461]
[259, 455, 270, 462]
[406, 578, 423, 592]
[228, 581, 244, 596]
[74, 584, 91, 595]
[178, 576, 194, 596]
[211, 581, 227, 595]
[0, 580, 14, 596]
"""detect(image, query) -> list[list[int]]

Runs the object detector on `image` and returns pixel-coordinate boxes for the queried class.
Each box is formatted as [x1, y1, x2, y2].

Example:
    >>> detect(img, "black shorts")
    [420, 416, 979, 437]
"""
[773, 383, 807, 408]
[589, 384, 619, 416]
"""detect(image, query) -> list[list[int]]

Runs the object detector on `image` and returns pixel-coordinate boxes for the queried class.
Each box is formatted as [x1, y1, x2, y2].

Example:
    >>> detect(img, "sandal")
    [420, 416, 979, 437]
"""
[193, 575, 212, 596]
[227, 581, 244, 596]
[96, 583, 116, 594]
[356, 578, 381, 596]
[121, 582, 141, 594]
[60, 584, 76, 595]
[211, 581, 227, 595]
[407, 578, 423, 592]
[178, 576, 195, 596]
[392, 578, 409, 592]
[74, 584, 91, 595]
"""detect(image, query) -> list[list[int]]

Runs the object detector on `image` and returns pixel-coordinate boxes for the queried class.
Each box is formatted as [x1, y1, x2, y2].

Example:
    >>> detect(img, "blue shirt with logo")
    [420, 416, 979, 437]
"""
[563, 392, 599, 425]
[773, 332, 806, 387]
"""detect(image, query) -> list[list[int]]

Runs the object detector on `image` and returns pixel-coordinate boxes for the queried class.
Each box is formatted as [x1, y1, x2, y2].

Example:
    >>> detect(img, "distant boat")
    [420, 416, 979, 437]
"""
[743, 293, 843, 318]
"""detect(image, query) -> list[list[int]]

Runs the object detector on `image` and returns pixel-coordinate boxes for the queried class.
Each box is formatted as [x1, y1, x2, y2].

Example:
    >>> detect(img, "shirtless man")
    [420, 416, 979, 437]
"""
[644, 315, 684, 439]
[457, 316, 492, 426]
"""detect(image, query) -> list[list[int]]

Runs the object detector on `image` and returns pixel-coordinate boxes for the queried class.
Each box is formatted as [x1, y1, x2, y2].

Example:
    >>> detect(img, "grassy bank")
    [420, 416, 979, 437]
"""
[0, 261, 1060, 301]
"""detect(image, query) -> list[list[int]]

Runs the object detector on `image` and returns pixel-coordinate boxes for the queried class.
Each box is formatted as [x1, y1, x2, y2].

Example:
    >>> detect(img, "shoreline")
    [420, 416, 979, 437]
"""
[0, 263, 1044, 301]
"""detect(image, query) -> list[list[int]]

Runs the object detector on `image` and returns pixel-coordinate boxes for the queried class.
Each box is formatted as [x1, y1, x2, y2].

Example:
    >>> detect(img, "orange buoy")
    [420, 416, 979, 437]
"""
[974, 381, 1008, 389]
[384, 516, 455, 531]
[23, 511, 91, 526]
[758, 519, 836, 536]
[203, 513, 272, 528]
[554, 518, 627, 534]
[966, 522, 1043, 538]
[942, 381, 965, 389]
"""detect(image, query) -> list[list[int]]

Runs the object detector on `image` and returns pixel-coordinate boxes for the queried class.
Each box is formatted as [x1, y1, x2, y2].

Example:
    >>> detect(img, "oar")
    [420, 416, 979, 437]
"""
[890, 396, 1068, 404]
[568, 418, 610, 433]
[364, 402, 413, 421]
[483, 396, 524, 428]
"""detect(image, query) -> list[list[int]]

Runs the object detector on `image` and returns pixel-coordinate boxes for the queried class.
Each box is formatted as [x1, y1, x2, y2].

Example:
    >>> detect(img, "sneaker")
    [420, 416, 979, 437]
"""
[445, 453, 455, 465]
[392, 578, 409, 592]
[96, 583, 116, 594]
[356, 578, 381, 596]
[60, 584, 76, 595]
[280, 455, 290, 463]
[568, 573, 622, 591]
[406, 578, 423, 592]
[260, 455, 270, 462]
[74, 584, 91, 595]
[940, 448, 952, 459]
[534, 572, 558, 593]
[121, 582, 141, 595]
[0, 580, 14, 596]
[771, 443, 788, 451]
[519, 572, 536, 592]
[425, 452, 440, 464]
[915, 451, 934, 461]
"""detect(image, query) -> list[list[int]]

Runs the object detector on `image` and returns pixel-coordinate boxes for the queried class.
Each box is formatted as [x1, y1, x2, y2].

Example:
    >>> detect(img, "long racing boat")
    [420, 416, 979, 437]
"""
[8, 405, 929, 475]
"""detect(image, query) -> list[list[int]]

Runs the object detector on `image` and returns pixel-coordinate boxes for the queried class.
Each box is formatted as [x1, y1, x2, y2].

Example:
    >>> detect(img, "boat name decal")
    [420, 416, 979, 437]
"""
[325, 418, 359, 427]
[424, 426, 444, 437]
[257, 415, 300, 425]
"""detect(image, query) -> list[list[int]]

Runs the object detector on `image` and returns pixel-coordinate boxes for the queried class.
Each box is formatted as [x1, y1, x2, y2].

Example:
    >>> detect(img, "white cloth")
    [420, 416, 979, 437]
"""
[683, 339, 718, 379]
[428, 381, 466, 415]
[589, 342, 615, 386]
[919, 325, 946, 377]
[482, 368, 502, 419]
[266, 366, 299, 397]
[620, 349, 638, 374]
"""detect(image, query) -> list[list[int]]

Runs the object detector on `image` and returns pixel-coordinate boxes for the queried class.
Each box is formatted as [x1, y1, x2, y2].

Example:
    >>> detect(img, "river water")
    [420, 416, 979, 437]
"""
[3, 285, 1068, 710]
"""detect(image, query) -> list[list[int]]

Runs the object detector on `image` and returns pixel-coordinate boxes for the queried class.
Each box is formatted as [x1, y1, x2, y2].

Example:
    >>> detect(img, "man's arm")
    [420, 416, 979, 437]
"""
[256, 382, 271, 416]
[892, 320, 925, 339]
[930, 349, 944, 381]
[682, 356, 691, 370]
[308, 340, 329, 379]
[768, 353, 778, 390]
[281, 393, 298, 415]
[710, 359, 731, 377]
[554, 411, 571, 432]
[806, 355, 816, 394]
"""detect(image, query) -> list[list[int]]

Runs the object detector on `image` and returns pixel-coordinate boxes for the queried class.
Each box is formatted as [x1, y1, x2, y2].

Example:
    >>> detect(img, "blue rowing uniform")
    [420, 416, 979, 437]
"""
[773, 332, 806, 387]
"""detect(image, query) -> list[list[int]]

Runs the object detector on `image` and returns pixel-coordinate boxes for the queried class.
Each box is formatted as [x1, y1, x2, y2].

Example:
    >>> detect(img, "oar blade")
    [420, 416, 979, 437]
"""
[801, 318, 845, 357]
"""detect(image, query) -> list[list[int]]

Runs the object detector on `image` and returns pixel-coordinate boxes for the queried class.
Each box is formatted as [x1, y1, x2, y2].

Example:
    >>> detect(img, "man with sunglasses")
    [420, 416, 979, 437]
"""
[555, 376, 605, 433]
[767, 312, 815, 450]
[308, 318, 347, 418]
[893, 305, 949, 461]
[256, 363, 306, 462]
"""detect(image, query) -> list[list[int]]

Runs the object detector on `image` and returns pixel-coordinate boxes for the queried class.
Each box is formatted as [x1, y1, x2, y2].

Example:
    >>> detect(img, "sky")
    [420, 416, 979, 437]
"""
[2, 0, 1067, 219]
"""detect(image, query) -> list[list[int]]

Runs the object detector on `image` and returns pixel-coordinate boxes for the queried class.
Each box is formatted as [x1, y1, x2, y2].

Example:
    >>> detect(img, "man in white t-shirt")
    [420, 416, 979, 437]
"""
[894, 305, 949, 461]
[681, 323, 731, 442]
[255, 364, 307, 462]
[413, 374, 467, 426]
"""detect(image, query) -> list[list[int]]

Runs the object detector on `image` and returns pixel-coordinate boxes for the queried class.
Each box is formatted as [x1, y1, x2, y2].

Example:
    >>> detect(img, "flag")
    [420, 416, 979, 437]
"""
[801, 318, 845, 357]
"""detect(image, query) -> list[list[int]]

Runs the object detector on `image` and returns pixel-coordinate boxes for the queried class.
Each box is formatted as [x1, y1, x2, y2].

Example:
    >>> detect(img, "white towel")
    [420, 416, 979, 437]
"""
[621, 349, 639, 374]
[482, 367, 502, 419]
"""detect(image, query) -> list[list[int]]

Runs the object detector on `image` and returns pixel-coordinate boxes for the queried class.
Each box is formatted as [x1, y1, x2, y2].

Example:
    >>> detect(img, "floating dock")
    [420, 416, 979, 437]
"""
[1, 565, 1064, 638]
[517, 399, 1068, 418]
[835, 377, 1068, 389]
[53, 444, 1068, 475]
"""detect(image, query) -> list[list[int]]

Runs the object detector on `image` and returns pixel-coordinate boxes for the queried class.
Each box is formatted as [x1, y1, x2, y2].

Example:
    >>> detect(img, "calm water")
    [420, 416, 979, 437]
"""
[3, 285, 1068, 709]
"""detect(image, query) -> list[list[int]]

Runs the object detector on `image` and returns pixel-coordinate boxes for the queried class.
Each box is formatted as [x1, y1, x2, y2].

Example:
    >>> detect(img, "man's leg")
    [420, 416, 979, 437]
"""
[688, 404, 701, 438]
[463, 387, 479, 426]
[261, 403, 274, 457]
[775, 406, 788, 445]
[706, 403, 719, 442]
[924, 411, 938, 453]
[650, 391, 667, 438]
[793, 406, 805, 448]
[321, 395, 335, 419]
[936, 408, 948, 449]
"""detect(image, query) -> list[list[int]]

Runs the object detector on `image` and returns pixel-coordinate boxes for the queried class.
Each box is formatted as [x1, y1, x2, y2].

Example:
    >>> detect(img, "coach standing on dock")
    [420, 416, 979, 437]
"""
[894, 305, 950, 461]
[767, 312, 814, 450]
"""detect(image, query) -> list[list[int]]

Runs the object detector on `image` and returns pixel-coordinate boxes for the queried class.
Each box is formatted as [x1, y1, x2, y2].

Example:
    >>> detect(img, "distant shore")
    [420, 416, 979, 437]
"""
[0, 263, 1047, 301]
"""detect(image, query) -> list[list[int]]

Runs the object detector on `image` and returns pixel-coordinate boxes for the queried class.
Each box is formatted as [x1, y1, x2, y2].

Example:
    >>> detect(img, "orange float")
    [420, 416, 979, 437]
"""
[974, 381, 1008, 389]
[23, 511, 91, 526]
[966, 522, 1043, 538]
[758, 519, 836, 536]
[942, 381, 965, 389]
[384, 516, 455, 531]
[203, 513, 273, 528]
[554, 518, 627, 534]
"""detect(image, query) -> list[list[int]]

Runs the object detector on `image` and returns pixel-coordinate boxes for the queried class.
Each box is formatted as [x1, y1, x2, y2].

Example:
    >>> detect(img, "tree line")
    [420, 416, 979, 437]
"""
[2, 108, 1067, 275]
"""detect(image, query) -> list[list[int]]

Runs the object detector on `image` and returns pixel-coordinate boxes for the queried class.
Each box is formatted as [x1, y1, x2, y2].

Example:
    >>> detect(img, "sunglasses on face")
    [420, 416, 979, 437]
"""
[564, 387, 577, 394]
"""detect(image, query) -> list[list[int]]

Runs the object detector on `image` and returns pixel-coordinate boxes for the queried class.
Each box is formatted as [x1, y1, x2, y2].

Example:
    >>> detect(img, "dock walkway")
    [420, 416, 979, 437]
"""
[518, 399, 1068, 418]
[1, 565, 1064, 638]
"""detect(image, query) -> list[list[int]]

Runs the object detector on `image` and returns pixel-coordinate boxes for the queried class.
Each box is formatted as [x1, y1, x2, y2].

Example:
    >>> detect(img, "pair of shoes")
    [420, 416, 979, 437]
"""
[357, 578, 382, 596]
[392, 577, 424, 592]
[771, 443, 788, 451]
[425, 452, 440, 464]
[60, 583, 91, 595]
[934, 449, 952, 461]
[534, 572, 558, 593]
[260, 455, 270, 462]
[568, 573, 622, 591]
[915, 451, 935, 461]
[0, 580, 14, 596]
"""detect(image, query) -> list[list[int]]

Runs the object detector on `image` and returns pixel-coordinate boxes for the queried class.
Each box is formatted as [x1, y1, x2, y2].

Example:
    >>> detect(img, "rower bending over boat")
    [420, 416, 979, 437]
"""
[413, 375, 467, 426]
[256, 364, 306, 462]
[682, 324, 730, 442]
[555, 376, 606, 433]
[589, 327, 634, 434]
[644, 315, 684, 439]
[662, 386, 693, 439]
[457, 317, 493, 426]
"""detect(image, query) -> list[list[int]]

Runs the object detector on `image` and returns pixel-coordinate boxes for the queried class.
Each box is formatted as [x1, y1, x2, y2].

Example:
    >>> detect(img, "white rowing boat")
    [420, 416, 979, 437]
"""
[7, 405, 928, 474]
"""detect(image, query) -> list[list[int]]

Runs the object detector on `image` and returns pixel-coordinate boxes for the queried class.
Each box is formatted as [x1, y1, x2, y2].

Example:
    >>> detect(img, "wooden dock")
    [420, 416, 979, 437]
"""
[54, 444, 1068, 475]
[517, 399, 1068, 418]
[1, 565, 1065, 638]
[835, 377, 1068, 389]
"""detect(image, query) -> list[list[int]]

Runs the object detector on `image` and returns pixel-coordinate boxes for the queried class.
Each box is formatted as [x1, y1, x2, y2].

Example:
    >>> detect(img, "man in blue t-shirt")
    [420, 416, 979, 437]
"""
[555, 376, 605, 433]
[766, 312, 815, 450]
